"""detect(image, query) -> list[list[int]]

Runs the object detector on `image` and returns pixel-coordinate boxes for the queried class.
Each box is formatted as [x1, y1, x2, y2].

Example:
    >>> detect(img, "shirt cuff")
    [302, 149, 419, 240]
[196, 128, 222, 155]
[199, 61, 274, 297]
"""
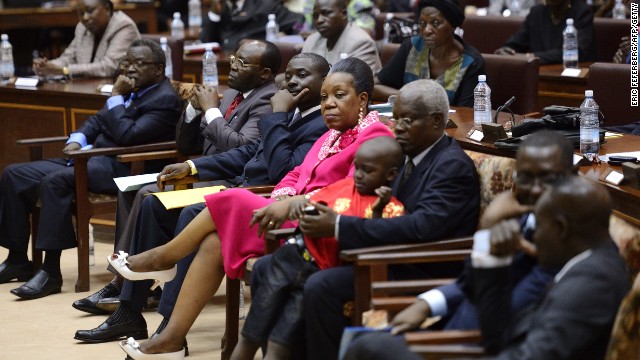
[334, 215, 341, 241]
[184, 103, 202, 123]
[417, 289, 447, 317]
[471, 229, 513, 268]
[106, 95, 125, 110]
[208, 10, 221, 22]
[66, 132, 88, 148]
[186, 160, 198, 175]
[204, 108, 224, 125]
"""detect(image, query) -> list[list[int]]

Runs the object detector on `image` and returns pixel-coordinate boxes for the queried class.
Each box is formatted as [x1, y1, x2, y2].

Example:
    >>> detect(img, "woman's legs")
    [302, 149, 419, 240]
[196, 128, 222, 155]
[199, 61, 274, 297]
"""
[125, 207, 217, 272]
[137, 232, 225, 354]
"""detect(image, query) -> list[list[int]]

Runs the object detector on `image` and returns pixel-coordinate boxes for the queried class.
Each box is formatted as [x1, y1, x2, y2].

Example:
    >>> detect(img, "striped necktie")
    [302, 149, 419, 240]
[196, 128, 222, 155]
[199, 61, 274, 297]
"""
[400, 158, 414, 188]
[224, 93, 244, 120]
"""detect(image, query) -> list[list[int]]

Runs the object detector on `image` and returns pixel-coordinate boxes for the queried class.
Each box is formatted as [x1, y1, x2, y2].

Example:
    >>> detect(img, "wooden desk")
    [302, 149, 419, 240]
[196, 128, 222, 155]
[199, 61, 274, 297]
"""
[183, 51, 231, 84]
[0, 79, 108, 171]
[447, 107, 640, 225]
[0, 2, 158, 33]
[537, 63, 590, 111]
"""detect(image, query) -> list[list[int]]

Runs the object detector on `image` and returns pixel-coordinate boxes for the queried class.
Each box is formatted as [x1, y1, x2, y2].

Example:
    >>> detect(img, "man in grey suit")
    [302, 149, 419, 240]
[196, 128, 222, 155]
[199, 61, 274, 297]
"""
[72, 40, 280, 316]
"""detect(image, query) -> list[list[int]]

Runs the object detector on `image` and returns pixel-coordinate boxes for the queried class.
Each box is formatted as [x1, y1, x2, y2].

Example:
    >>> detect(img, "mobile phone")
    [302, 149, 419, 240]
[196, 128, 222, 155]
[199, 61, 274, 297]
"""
[303, 205, 319, 216]
[608, 156, 638, 166]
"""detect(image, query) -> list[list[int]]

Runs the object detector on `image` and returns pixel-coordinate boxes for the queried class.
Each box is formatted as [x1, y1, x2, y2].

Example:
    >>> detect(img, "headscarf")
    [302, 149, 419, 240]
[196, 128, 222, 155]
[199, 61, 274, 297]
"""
[417, 0, 465, 28]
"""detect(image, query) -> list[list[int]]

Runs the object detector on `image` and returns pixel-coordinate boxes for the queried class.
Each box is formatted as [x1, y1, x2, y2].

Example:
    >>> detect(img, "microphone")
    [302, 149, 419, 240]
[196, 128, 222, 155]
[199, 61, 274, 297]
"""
[494, 96, 517, 124]
[502, 96, 516, 109]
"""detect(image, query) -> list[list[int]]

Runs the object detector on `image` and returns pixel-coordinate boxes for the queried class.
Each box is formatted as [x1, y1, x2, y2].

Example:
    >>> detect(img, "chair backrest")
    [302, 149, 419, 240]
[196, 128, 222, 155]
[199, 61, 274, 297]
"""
[605, 273, 640, 360]
[482, 53, 540, 115]
[141, 34, 184, 81]
[587, 63, 633, 127]
[464, 150, 516, 217]
[462, 15, 524, 54]
[272, 41, 302, 74]
[593, 18, 631, 62]
[378, 42, 402, 67]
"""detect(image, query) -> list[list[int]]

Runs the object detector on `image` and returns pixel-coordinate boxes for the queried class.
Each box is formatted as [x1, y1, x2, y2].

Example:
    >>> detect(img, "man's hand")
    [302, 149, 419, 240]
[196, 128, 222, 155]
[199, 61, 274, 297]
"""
[494, 47, 516, 56]
[250, 196, 302, 237]
[390, 299, 431, 335]
[489, 218, 538, 258]
[270, 88, 309, 113]
[194, 85, 221, 112]
[479, 192, 532, 229]
[112, 74, 135, 96]
[371, 186, 392, 217]
[63, 142, 81, 153]
[298, 202, 337, 238]
[33, 58, 63, 76]
[156, 162, 191, 191]
[614, 36, 630, 63]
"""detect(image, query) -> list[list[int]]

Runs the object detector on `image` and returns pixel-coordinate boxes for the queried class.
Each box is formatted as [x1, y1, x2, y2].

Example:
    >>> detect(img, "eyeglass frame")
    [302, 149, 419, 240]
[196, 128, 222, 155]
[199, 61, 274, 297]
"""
[390, 111, 443, 129]
[229, 55, 262, 69]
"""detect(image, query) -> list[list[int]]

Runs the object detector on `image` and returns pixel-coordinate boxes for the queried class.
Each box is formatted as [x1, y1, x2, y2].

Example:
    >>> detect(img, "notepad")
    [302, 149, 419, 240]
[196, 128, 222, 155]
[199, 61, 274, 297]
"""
[113, 173, 160, 192]
[150, 186, 226, 210]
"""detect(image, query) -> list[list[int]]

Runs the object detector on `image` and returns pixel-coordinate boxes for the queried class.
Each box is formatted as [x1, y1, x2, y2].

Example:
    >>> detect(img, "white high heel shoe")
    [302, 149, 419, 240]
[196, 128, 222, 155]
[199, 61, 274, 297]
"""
[108, 251, 176, 290]
[120, 337, 185, 360]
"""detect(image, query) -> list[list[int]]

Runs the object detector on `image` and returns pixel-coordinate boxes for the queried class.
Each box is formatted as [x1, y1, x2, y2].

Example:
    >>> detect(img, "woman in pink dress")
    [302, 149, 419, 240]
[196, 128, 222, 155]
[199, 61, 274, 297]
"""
[112, 57, 394, 359]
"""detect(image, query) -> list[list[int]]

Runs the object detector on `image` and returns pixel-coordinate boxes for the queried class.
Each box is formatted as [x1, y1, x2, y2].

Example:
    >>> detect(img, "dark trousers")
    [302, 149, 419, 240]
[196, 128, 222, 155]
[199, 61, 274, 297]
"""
[244, 245, 319, 347]
[0, 157, 129, 252]
[343, 332, 422, 360]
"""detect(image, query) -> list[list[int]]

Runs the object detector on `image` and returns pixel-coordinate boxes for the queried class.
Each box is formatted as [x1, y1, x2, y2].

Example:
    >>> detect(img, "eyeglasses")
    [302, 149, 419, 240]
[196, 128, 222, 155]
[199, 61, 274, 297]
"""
[229, 55, 261, 69]
[120, 60, 158, 69]
[513, 171, 564, 187]
[391, 112, 441, 129]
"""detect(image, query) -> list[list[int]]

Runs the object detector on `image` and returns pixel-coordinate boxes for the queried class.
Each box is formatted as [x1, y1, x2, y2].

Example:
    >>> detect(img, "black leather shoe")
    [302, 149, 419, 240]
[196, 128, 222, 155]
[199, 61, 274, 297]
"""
[72, 283, 120, 315]
[10, 269, 62, 300]
[97, 287, 162, 313]
[0, 261, 34, 283]
[74, 311, 148, 343]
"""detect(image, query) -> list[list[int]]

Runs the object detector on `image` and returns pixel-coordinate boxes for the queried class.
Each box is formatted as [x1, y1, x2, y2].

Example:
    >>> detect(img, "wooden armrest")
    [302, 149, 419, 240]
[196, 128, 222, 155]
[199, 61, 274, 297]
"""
[355, 249, 471, 266]
[243, 185, 275, 195]
[264, 228, 296, 254]
[408, 344, 486, 358]
[17, 136, 68, 146]
[65, 141, 176, 159]
[117, 149, 181, 163]
[340, 237, 473, 262]
[371, 278, 454, 296]
[405, 330, 482, 345]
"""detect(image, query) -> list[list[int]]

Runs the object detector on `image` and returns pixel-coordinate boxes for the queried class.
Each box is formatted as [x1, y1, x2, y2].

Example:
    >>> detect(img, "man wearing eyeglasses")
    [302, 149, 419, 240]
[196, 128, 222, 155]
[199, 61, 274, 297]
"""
[343, 130, 580, 359]
[0, 39, 182, 300]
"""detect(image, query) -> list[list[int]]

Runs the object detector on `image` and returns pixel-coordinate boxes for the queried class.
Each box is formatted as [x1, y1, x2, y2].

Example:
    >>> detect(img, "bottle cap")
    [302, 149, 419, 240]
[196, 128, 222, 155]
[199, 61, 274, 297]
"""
[478, 74, 486, 82]
[566, 18, 574, 25]
[339, 53, 348, 59]
[1, 34, 7, 41]
[160, 36, 167, 44]
[386, 13, 394, 20]
[585, 90, 593, 97]
[173, 12, 181, 18]
[268, 14, 276, 20]
[205, 44, 213, 51]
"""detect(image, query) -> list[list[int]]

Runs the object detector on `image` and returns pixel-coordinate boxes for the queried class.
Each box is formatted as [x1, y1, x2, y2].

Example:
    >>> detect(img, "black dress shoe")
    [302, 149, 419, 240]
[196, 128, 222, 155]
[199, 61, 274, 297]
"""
[72, 282, 120, 315]
[10, 269, 62, 300]
[74, 310, 148, 343]
[97, 287, 162, 313]
[0, 261, 34, 283]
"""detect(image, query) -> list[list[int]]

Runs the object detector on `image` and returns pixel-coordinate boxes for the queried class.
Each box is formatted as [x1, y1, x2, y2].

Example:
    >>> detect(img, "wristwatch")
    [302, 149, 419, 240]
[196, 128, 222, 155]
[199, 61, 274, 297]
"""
[62, 67, 70, 76]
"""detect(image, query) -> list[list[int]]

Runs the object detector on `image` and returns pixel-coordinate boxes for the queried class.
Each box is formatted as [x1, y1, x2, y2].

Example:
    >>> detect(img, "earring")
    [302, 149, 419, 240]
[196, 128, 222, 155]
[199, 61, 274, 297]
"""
[358, 107, 364, 122]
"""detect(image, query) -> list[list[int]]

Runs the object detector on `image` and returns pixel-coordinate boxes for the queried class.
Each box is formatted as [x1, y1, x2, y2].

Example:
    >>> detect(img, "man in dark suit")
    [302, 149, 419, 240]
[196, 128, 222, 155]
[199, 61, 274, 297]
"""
[250, 79, 481, 360]
[0, 39, 182, 300]
[73, 53, 331, 343]
[345, 176, 630, 360]
[201, 0, 304, 50]
[71, 40, 281, 316]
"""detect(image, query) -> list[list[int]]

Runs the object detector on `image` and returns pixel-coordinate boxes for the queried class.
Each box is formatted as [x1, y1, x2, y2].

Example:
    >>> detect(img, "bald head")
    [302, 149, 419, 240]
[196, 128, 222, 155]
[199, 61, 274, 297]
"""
[353, 137, 404, 194]
[534, 176, 612, 268]
[357, 137, 405, 170]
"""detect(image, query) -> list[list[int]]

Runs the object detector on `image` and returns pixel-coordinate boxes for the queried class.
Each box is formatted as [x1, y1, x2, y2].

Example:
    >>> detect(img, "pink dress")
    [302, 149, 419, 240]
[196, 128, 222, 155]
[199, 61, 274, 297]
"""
[205, 112, 393, 279]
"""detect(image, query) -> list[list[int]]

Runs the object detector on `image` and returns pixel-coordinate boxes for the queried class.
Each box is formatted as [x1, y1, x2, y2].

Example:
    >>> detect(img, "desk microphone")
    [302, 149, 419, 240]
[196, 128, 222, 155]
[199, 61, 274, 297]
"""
[494, 96, 516, 124]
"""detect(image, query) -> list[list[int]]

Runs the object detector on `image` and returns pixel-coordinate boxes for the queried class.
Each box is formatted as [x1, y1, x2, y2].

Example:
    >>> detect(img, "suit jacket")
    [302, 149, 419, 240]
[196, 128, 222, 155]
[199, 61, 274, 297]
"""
[302, 22, 382, 74]
[175, 80, 278, 156]
[474, 241, 630, 359]
[75, 78, 182, 148]
[606, 122, 640, 135]
[50, 11, 141, 78]
[338, 136, 480, 251]
[200, 0, 304, 50]
[191, 109, 327, 185]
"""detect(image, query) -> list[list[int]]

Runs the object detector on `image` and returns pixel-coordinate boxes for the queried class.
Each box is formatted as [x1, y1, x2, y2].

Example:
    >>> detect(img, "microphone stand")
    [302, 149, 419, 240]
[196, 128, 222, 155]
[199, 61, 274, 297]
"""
[494, 96, 516, 126]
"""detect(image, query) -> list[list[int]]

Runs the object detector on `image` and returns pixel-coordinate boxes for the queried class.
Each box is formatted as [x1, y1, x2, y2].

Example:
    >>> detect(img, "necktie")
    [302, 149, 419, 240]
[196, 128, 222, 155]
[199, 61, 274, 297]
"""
[224, 93, 244, 120]
[125, 92, 137, 108]
[400, 158, 414, 188]
[289, 111, 302, 126]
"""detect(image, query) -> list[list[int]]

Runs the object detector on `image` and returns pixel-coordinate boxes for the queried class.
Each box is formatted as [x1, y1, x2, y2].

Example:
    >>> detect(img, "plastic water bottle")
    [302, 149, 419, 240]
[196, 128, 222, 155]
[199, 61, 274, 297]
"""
[171, 12, 185, 40]
[188, 0, 202, 35]
[612, 0, 626, 19]
[580, 90, 600, 160]
[0, 34, 15, 84]
[509, 0, 521, 16]
[383, 13, 393, 44]
[562, 18, 578, 69]
[265, 14, 279, 42]
[160, 37, 173, 80]
[473, 75, 491, 130]
[202, 45, 218, 90]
